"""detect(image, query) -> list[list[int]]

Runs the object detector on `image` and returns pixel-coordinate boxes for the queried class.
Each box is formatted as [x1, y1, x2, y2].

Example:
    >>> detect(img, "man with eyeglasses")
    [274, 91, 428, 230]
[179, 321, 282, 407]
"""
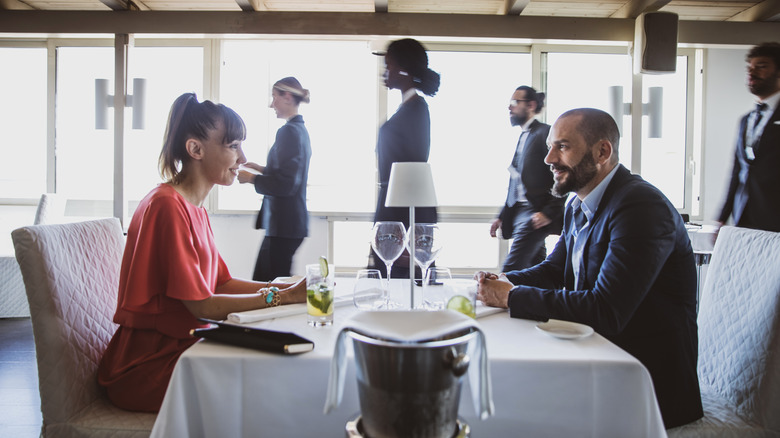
[717, 42, 780, 234]
[490, 86, 564, 272]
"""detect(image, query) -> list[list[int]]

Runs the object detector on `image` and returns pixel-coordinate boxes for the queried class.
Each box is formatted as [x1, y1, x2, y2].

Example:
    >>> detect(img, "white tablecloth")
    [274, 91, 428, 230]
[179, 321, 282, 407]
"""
[151, 279, 667, 438]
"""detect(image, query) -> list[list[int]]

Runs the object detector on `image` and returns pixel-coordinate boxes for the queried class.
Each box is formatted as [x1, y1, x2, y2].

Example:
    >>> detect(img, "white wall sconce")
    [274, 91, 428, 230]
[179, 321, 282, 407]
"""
[608, 85, 663, 138]
[95, 78, 146, 130]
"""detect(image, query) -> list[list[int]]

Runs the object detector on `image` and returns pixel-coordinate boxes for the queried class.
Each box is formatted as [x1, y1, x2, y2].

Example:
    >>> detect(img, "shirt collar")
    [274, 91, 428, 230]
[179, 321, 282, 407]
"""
[402, 88, 419, 103]
[570, 164, 620, 221]
[757, 90, 780, 113]
[521, 118, 536, 132]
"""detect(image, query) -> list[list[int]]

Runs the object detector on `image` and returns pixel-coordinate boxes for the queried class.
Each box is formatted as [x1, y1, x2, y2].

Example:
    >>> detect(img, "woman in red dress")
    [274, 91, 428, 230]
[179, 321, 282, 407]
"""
[98, 93, 306, 412]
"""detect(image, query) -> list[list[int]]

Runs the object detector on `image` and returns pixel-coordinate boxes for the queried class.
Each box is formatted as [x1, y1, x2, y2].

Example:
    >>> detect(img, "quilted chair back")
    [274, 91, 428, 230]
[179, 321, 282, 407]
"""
[12, 218, 155, 437]
[697, 226, 780, 431]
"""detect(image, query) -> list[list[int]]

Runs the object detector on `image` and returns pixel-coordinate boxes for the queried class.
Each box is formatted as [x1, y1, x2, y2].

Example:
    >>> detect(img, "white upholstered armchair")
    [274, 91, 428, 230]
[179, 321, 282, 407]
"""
[668, 226, 780, 438]
[12, 218, 156, 438]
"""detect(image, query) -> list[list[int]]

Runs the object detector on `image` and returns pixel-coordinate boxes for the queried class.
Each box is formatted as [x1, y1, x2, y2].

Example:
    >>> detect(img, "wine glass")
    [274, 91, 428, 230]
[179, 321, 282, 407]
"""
[370, 221, 407, 308]
[409, 223, 443, 287]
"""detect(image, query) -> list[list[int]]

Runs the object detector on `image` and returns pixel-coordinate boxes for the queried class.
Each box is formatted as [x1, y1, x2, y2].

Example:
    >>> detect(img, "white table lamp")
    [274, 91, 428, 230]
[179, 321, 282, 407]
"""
[384, 162, 438, 309]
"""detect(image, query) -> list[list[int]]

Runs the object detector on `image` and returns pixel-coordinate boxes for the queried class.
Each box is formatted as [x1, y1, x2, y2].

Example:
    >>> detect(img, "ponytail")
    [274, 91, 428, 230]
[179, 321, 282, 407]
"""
[158, 93, 246, 184]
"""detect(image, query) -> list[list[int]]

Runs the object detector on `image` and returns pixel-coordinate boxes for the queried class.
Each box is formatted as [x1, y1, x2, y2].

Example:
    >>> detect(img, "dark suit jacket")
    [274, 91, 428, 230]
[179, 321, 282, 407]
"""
[498, 119, 564, 238]
[505, 165, 702, 428]
[253, 115, 311, 239]
[718, 105, 780, 232]
[374, 95, 437, 225]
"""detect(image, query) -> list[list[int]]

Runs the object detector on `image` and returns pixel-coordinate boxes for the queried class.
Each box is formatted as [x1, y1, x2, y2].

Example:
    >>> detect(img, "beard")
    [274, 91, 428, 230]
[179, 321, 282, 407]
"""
[550, 149, 598, 197]
[510, 113, 528, 127]
[748, 75, 777, 97]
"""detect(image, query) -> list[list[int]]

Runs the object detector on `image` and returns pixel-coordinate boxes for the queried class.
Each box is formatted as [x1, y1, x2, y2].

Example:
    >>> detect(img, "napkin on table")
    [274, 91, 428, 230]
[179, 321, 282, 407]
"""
[323, 310, 495, 420]
[227, 296, 352, 324]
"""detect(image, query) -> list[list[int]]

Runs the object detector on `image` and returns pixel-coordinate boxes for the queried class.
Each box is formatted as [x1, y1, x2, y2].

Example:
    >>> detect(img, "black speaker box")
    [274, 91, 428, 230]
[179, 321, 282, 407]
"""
[634, 12, 679, 74]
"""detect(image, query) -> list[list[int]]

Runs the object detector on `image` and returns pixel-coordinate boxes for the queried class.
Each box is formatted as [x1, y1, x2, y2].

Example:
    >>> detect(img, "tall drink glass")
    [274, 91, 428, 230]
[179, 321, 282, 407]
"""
[306, 263, 334, 327]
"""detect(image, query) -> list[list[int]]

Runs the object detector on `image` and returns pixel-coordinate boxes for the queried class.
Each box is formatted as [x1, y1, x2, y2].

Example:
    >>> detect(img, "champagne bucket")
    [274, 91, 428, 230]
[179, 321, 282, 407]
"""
[349, 328, 476, 438]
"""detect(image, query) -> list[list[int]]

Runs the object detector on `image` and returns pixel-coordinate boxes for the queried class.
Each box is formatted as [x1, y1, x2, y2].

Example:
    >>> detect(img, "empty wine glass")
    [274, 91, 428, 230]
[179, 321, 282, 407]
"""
[370, 221, 407, 308]
[409, 223, 443, 287]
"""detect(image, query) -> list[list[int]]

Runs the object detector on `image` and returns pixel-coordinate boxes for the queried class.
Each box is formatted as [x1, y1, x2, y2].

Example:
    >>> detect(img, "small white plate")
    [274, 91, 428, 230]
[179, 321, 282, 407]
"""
[536, 319, 594, 340]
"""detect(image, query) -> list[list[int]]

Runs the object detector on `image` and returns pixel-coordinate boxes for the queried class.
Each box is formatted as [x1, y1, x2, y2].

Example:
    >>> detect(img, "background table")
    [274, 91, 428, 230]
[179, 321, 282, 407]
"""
[151, 279, 667, 438]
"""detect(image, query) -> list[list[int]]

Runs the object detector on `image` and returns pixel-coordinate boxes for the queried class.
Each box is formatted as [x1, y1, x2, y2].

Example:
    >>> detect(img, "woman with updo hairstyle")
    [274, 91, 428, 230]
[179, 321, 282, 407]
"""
[369, 38, 440, 279]
[98, 93, 305, 412]
[238, 77, 312, 282]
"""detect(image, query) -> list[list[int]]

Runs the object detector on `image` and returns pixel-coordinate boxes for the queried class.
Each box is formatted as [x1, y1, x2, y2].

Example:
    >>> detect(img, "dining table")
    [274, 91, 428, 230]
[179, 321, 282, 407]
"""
[150, 277, 667, 438]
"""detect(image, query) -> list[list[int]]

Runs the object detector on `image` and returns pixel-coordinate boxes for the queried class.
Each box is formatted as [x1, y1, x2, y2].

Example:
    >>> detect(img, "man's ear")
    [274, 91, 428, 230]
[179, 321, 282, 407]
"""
[185, 138, 204, 161]
[596, 139, 614, 164]
[528, 100, 538, 114]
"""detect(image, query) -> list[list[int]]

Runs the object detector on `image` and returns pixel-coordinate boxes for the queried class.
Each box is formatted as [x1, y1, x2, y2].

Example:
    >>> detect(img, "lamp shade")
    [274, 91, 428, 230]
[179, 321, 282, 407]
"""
[385, 162, 438, 207]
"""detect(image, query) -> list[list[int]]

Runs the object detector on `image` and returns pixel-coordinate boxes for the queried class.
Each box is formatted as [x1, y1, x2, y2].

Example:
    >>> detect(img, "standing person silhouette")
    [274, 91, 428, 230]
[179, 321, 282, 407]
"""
[490, 85, 564, 272]
[238, 77, 312, 281]
[369, 38, 440, 280]
[717, 42, 780, 235]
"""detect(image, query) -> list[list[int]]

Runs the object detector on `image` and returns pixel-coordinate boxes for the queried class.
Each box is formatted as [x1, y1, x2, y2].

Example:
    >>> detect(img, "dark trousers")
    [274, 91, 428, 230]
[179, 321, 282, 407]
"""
[253, 236, 304, 282]
[502, 203, 552, 272]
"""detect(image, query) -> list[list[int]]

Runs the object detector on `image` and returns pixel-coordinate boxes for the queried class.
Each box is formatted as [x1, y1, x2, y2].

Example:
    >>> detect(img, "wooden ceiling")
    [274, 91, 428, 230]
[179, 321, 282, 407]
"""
[2, 0, 779, 22]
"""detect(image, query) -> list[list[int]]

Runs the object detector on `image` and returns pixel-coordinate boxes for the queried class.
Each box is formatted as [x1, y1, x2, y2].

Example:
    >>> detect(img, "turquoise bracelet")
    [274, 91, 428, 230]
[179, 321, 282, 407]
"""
[261, 286, 281, 307]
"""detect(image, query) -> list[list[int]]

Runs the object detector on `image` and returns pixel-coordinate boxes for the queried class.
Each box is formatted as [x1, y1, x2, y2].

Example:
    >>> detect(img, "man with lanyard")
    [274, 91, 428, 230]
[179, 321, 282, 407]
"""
[490, 86, 563, 272]
[718, 42, 780, 233]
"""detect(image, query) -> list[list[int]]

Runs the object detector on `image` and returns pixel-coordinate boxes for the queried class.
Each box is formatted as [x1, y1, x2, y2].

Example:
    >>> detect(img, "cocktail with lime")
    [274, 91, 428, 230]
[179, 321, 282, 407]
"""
[446, 279, 478, 318]
[306, 257, 334, 326]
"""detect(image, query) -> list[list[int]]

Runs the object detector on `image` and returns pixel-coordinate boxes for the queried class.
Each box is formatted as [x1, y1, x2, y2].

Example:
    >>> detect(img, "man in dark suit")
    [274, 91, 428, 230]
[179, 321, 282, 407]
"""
[718, 42, 780, 233]
[490, 86, 564, 272]
[477, 108, 703, 429]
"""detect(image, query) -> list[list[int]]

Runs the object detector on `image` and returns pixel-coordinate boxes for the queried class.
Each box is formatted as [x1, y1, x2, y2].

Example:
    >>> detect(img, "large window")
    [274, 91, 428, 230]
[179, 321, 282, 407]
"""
[55, 46, 114, 204]
[425, 50, 532, 208]
[217, 39, 378, 213]
[640, 56, 689, 209]
[545, 50, 634, 169]
[0, 46, 48, 200]
[125, 44, 205, 210]
[54, 43, 205, 219]
[0, 37, 700, 273]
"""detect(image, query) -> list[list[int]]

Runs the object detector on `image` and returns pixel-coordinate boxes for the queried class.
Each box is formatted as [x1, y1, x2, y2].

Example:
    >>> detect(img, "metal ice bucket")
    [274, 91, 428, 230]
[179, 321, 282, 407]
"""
[348, 327, 477, 438]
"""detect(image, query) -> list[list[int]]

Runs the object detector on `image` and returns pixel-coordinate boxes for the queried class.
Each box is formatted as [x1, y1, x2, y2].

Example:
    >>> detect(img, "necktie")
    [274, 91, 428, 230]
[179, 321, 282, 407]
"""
[573, 205, 586, 233]
[506, 131, 528, 206]
[752, 103, 768, 136]
[746, 103, 767, 161]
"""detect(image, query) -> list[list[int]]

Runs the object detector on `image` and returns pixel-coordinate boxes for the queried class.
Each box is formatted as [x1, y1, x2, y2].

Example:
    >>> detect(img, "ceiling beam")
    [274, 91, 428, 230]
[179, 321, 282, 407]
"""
[610, 0, 671, 19]
[505, 0, 531, 15]
[728, 0, 780, 22]
[0, 11, 778, 45]
[234, 0, 255, 12]
[130, 0, 150, 11]
[0, 0, 33, 10]
[99, 0, 130, 11]
[375, 0, 388, 13]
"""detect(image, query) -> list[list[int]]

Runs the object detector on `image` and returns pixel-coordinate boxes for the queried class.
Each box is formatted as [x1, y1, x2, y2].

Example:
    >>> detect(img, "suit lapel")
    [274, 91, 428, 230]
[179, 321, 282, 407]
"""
[572, 165, 632, 289]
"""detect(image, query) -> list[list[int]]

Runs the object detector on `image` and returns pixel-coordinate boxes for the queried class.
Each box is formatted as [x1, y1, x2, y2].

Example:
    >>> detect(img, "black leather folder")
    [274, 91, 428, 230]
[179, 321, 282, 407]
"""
[191, 318, 314, 354]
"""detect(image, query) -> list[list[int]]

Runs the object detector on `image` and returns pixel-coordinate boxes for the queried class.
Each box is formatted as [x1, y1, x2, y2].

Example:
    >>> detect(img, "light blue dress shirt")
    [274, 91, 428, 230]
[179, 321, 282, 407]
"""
[570, 164, 620, 289]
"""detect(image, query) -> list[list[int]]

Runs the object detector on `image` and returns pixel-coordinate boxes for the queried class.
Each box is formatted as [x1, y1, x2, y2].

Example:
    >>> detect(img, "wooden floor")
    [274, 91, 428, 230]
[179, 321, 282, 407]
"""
[0, 317, 42, 437]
